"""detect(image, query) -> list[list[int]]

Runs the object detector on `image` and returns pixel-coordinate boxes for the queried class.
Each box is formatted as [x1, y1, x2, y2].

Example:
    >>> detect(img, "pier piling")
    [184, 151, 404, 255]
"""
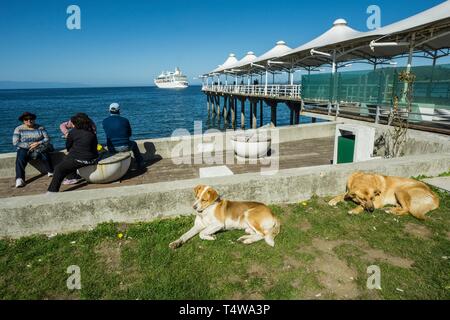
[240, 98, 245, 129]
[260, 100, 263, 127]
[269, 101, 277, 127]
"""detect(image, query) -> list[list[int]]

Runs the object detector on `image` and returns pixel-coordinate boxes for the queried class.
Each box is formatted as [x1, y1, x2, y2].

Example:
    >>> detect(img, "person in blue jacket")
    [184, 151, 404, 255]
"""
[102, 103, 144, 169]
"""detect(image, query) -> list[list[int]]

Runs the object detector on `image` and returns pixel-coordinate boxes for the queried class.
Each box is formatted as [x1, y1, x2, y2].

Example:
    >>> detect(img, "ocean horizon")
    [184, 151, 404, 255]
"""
[0, 85, 316, 154]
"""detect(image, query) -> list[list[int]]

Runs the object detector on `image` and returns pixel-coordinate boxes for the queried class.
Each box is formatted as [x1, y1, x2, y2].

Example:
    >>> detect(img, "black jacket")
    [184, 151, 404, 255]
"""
[66, 128, 98, 161]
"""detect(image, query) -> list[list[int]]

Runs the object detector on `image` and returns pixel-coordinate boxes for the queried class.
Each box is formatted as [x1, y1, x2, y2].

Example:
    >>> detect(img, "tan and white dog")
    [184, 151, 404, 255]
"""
[328, 172, 439, 220]
[169, 185, 280, 249]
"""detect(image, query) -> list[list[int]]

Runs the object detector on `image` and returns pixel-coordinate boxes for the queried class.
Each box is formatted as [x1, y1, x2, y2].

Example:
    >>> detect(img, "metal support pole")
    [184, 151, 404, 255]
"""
[264, 70, 268, 95]
[231, 97, 236, 128]
[252, 101, 257, 129]
[294, 105, 300, 124]
[217, 96, 221, 117]
[375, 106, 380, 124]
[223, 95, 228, 121]
[259, 100, 263, 127]
[270, 103, 277, 127]
[289, 106, 294, 125]
[240, 99, 245, 129]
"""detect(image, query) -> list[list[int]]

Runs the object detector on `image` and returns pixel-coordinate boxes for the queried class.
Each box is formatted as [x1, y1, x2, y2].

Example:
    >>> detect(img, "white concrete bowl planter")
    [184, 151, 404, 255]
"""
[77, 152, 132, 184]
[230, 132, 271, 159]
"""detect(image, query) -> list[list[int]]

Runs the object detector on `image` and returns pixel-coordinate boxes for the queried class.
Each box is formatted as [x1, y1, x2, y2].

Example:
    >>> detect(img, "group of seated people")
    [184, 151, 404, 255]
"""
[13, 103, 145, 193]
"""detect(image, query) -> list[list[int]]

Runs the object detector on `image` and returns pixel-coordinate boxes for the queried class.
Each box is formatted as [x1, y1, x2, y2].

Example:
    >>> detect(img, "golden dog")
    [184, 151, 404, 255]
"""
[328, 172, 439, 220]
[169, 185, 280, 249]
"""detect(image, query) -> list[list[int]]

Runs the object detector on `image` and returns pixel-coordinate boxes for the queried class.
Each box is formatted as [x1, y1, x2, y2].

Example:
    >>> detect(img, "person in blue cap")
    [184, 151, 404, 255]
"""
[102, 103, 144, 169]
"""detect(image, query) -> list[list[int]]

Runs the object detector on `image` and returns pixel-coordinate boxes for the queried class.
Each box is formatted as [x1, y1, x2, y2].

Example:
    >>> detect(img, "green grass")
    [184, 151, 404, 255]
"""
[1, 189, 449, 300]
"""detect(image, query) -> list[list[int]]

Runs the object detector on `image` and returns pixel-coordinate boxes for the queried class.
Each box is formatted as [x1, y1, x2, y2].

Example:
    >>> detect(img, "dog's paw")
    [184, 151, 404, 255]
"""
[200, 234, 216, 241]
[348, 209, 362, 215]
[328, 199, 339, 206]
[169, 240, 182, 250]
[237, 235, 251, 242]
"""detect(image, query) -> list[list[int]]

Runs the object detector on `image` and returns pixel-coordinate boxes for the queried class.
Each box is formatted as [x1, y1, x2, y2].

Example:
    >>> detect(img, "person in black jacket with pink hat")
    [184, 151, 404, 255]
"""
[47, 114, 98, 193]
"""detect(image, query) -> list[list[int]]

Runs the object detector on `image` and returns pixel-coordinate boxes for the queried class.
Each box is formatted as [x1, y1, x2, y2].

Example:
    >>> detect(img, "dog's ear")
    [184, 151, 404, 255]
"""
[193, 185, 204, 197]
[206, 188, 219, 202]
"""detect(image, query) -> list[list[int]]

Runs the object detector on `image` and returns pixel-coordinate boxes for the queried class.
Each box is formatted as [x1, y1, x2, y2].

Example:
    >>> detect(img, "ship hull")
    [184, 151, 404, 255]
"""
[154, 81, 188, 89]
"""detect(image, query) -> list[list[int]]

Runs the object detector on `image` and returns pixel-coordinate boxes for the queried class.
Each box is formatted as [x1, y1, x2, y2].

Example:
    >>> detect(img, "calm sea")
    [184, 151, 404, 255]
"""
[0, 85, 316, 154]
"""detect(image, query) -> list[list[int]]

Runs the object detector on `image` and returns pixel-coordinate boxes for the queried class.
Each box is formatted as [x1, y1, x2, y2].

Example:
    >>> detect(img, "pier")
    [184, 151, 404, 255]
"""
[201, 2, 450, 135]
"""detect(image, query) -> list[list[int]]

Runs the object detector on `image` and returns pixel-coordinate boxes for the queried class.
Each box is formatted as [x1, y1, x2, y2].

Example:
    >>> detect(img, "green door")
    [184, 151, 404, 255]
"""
[337, 135, 355, 164]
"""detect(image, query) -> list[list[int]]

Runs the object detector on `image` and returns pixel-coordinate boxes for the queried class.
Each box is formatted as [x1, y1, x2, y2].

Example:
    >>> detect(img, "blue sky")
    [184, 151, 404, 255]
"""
[0, 0, 447, 87]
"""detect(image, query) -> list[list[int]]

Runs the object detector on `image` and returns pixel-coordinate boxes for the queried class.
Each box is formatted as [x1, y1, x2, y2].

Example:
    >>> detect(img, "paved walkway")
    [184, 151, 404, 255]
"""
[0, 137, 335, 198]
[423, 176, 450, 192]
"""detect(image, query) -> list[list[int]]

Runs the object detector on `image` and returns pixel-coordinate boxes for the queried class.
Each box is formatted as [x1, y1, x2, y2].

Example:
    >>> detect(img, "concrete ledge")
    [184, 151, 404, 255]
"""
[1, 152, 449, 238]
[0, 122, 338, 179]
[302, 112, 450, 156]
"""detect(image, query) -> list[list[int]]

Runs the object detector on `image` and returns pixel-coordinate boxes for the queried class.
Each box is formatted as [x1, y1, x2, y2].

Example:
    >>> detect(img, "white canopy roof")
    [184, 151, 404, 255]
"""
[252, 41, 292, 65]
[276, 1, 450, 67]
[367, 0, 450, 37]
[205, 1, 450, 76]
[210, 53, 238, 74]
[227, 41, 292, 75]
[228, 51, 258, 71]
[288, 19, 363, 56]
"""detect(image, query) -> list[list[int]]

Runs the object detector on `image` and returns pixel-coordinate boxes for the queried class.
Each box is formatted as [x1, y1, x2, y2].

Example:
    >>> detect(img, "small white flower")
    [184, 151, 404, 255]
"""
[396, 288, 404, 293]
[315, 293, 322, 297]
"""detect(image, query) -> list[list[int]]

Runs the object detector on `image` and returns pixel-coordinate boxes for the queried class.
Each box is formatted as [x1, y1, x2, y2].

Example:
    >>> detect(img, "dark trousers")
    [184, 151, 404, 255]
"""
[47, 156, 87, 192]
[114, 140, 144, 165]
[15, 148, 53, 180]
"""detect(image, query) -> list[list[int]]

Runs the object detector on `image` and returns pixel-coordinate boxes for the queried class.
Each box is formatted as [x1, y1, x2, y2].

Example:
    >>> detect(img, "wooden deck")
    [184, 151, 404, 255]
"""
[0, 137, 334, 199]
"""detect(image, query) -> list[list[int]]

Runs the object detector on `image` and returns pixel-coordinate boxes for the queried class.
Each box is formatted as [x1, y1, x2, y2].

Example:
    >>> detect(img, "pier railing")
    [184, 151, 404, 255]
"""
[202, 84, 302, 99]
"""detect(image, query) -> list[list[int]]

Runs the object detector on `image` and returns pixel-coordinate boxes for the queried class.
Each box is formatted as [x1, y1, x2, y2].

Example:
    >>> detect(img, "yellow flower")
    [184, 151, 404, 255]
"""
[302, 202, 308, 206]
[97, 144, 104, 151]
[117, 233, 124, 239]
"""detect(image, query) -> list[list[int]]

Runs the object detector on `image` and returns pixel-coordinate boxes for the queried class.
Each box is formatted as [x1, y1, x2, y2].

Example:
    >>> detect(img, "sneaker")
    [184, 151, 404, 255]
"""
[63, 178, 80, 185]
[47, 172, 53, 177]
[15, 178, 25, 188]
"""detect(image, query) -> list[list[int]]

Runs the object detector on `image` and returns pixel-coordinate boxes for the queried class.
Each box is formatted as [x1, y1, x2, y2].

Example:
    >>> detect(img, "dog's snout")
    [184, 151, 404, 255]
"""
[368, 206, 375, 213]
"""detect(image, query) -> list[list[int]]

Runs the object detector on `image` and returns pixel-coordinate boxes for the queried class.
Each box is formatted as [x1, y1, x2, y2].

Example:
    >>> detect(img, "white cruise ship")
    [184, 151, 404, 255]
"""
[154, 67, 189, 89]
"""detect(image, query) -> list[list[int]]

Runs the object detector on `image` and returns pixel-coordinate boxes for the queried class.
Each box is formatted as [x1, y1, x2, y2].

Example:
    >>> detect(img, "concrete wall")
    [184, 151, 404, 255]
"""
[0, 122, 338, 179]
[303, 112, 450, 156]
[1, 152, 449, 238]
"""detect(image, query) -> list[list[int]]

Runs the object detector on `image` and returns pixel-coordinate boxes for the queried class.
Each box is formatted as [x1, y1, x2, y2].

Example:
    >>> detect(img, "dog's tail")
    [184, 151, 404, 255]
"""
[265, 218, 280, 247]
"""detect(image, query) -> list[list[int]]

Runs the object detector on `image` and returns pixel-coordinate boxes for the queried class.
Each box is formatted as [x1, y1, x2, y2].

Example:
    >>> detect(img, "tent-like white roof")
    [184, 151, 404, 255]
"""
[289, 19, 363, 56]
[204, 1, 450, 76]
[227, 41, 292, 75]
[276, 1, 450, 68]
[252, 41, 292, 65]
[367, 0, 450, 37]
[227, 51, 258, 71]
[210, 53, 238, 74]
